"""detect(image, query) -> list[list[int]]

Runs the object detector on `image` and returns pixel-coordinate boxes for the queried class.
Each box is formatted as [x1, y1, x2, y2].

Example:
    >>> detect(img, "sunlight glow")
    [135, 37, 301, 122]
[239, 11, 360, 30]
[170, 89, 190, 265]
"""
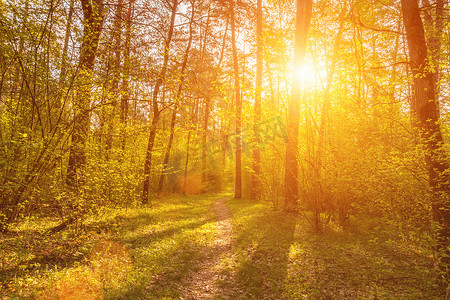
[295, 64, 317, 87]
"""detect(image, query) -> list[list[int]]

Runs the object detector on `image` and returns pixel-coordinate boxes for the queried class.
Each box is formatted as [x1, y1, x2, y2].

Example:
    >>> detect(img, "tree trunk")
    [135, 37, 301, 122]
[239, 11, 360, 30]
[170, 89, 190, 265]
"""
[251, 0, 262, 200]
[284, 0, 312, 212]
[422, 0, 446, 115]
[315, 3, 346, 228]
[157, 1, 195, 197]
[202, 98, 210, 187]
[105, 0, 123, 157]
[183, 123, 193, 194]
[317, 4, 345, 168]
[142, 0, 178, 205]
[11, 0, 28, 100]
[230, 0, 242, 199]
[401, 0, 450, 279]
[66, 0, 104, 187]
[59, 0, 74, 89]
[121, 0, 134, 151]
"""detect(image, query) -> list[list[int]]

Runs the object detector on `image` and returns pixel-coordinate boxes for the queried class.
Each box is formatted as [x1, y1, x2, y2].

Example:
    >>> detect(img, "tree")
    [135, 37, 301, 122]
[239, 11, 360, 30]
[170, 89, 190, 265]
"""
[230, 0, 242, 199]
[59, 0, 74, 90]
[66, 0, 105, 186]
[400, 0, 450, 278]
[105, 0, 124, 157]
[142, 0, 178, 205]
[315, 1, 347, 228]
[422, 0, 446, 114]
[157, 0, 195, 197]
[251, 0, 262, 200]
[120, 0, 134, 151]
[284, 0, 312, 212]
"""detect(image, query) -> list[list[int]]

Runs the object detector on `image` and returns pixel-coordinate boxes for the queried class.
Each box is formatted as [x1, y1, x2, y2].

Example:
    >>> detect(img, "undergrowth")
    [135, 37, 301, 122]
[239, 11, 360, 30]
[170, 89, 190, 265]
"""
[0, 193, 443, 299]
[0, 193, 221, 299]
[221, 198, 440, 299]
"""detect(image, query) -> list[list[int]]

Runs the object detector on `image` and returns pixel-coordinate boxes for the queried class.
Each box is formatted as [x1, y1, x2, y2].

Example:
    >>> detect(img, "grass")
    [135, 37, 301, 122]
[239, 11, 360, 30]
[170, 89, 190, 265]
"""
[222, 198, 441, 299]
[0, 193, 223, 299]
[0, 192, 443, 299]
[106, 193, 221, 299]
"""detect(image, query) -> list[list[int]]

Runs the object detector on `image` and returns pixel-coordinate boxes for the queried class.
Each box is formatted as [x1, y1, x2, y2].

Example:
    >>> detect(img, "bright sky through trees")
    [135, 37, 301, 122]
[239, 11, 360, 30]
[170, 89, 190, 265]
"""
[294, 63, 322, 87]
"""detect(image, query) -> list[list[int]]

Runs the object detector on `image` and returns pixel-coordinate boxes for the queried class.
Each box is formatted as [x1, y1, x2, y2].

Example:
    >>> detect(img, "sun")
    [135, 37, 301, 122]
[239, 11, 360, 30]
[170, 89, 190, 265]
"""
[295, 64, 315, 84]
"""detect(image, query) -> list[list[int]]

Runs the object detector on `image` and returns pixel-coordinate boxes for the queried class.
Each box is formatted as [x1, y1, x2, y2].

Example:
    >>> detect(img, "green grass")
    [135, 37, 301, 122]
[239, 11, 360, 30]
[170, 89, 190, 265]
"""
[0, 193, 443, 299]
[106, 193, 221, 299]
[0, 193, 223, 299]
[222, 198, 440, 299]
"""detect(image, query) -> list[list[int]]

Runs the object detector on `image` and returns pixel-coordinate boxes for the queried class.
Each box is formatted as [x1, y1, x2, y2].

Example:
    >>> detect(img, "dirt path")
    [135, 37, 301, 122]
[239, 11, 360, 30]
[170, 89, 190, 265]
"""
[181, 197, 234, 299]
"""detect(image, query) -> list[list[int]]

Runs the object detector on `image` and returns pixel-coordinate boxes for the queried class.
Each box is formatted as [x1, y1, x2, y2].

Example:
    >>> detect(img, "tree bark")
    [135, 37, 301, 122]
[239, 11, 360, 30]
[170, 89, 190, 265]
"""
[183, 113, 194, 194]
[284, 0, 312, 212]
[121, 0, 134, 151]
[230, 0, 242, 199]
[142, 0, 178, 204]
[401, 0, 450, 278]
[251, 0, 262, 200]
[105, 0, 123, 157]
[59, 0, 74, 89]
[317, 4, 345, 169]
[157, 1, 195, 197]
[422, 0, 446, 115]
[11, 0, 28, 100]
[202, 97, 210, 187]
[66, 0, 104, 187]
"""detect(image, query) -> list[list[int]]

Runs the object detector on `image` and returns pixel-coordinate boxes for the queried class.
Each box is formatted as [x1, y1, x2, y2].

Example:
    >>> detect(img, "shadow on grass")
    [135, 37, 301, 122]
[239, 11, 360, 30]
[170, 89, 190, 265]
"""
[0, 208, 160, 287]
[284, 218, 440, 299]
[225, 199, 297, 299]
[0, 231, 89, 288]
[1, 195, 219, 299]
[121, 217, 215, 248]
[107, 240, 211, 300]
[224, 201, 439, 299]
[105, 197, 220, 299]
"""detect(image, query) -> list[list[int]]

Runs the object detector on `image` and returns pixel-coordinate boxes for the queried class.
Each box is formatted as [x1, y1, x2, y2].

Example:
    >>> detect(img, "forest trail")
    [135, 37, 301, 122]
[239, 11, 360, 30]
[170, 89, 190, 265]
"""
[1, 193, 441, 299]
[181, 197, 235, 299]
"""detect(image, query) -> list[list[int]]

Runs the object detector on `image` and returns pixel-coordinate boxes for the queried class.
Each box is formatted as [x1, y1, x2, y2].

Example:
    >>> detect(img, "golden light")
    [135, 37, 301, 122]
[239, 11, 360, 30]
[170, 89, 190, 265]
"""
[295, 64, 315, 85]
[38, 240, 131, 300]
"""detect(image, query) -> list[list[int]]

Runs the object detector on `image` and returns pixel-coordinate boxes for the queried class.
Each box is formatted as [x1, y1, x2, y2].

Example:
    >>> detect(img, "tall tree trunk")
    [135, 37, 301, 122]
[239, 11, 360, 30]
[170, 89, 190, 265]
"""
[183, 98, 197, 195]
[401, 0, 450, 279]
[142, 0, 178, 204]
[121, 0, 134, 151]
[11, 0, 28, 100]
[230, 0, 242, 199]
[422, 0, 446, 115]
[201, 12, 228, 189]
[202, 98, 210, 187]
[317, 4, 345, 169]
[315, 3, 346, 227]
[157, 1, 195, 197]
[106, 0, 123, 157]
[284, 0, 312, 212]
[200, 8, 212, 189]
[59, 0, 74, 89]
[66, 0, 104, 187]
[266, 60, 275, 107]
[251, 0, 262, 200]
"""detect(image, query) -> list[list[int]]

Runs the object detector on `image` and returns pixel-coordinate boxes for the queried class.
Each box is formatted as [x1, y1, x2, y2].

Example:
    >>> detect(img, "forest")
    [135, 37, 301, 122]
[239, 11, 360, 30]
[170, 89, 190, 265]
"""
[1, 0, 450, 298]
